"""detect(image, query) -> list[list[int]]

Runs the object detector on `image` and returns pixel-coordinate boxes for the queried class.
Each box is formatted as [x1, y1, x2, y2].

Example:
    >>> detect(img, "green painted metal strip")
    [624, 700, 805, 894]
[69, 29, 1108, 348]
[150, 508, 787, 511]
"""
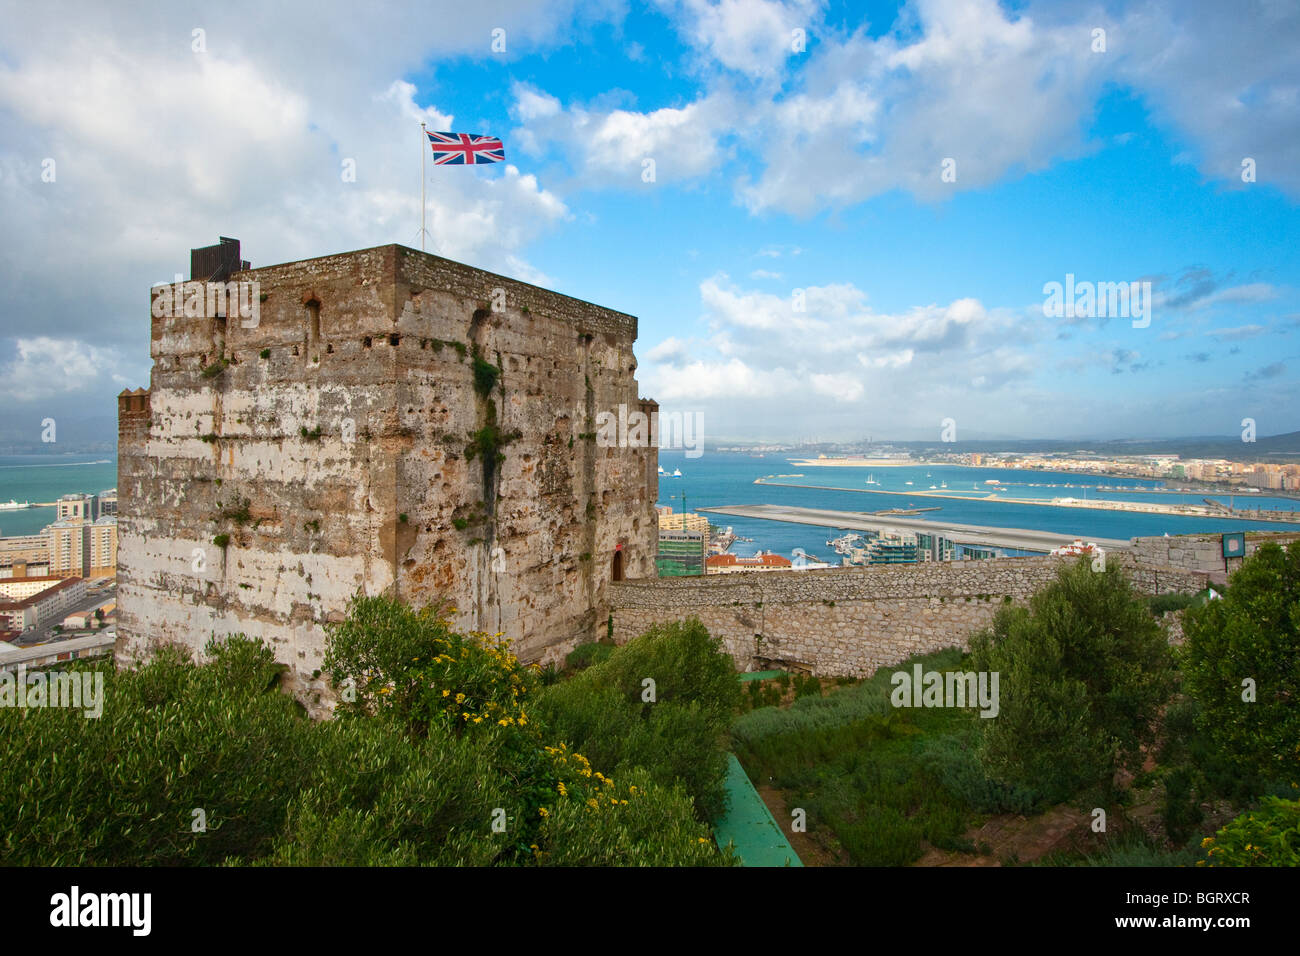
[713, 753, 803, 867]
[738, 670, 785, 682]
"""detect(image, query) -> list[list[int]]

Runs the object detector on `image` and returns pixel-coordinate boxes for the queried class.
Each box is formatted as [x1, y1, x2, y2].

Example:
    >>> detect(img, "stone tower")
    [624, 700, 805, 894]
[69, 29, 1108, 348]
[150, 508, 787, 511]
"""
[117, 241, 658, 702]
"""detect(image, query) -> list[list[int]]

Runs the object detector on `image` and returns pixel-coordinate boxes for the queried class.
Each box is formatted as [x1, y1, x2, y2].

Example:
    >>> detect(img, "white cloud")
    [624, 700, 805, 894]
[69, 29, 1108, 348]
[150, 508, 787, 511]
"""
[0, 338, 123, 404]
[510, 82, 734, 185]
[640, 273, 1049, 438]
[0, 1, 592, 413]
[659, 0, 825, 81]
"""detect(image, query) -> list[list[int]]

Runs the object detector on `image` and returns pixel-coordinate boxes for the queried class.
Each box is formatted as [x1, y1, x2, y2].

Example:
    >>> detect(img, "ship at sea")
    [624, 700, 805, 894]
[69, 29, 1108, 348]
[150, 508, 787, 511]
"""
[0, 500, 32, 511]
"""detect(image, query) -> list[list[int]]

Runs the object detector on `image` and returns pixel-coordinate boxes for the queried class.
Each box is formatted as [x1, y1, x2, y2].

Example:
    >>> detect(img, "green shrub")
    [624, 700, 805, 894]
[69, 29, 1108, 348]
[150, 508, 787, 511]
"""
[1181, 542, 1300, 789]
[535, 618, 740, 821]
[323, 595, 535, 739]
[1199, 797, 1300, 867]
[0, 639, 314, 866]
[471, 349, 501, 398]
[917, 730, 1040, 815]
[565, 641, 614, 672]
[970, 557, 1176, 806]
[267, 718, 510, 866]
[0, 601, 734, 867]
[1148, 592, 1195, 616]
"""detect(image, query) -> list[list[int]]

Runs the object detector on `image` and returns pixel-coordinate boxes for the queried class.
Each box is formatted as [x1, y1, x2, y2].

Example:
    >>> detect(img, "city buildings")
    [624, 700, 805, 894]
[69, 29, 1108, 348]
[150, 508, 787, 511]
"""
[0, 575, 90, 632]
[0, 490, 119, 580]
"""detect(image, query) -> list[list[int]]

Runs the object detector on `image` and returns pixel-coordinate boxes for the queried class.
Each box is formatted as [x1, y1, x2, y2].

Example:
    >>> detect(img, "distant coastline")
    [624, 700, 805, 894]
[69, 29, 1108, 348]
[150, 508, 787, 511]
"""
[753, 479, 1300, 524]
[786, 458, 919, 467]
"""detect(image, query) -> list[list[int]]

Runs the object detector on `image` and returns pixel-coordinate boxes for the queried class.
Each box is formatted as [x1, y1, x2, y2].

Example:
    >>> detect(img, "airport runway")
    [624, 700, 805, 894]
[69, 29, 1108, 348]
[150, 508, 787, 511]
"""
[698, 504, 1133, 554]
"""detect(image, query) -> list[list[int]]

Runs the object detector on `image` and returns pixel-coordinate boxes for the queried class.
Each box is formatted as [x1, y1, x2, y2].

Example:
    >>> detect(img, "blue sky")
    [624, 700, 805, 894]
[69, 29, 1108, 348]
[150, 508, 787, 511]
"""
[1, 0, 1297, 444]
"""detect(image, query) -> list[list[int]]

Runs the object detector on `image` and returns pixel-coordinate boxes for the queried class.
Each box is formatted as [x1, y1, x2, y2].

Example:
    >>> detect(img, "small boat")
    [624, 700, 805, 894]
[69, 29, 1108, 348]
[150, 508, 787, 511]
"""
[929, 484, 937, 490]
[926, 472, 931, 478]
[672, 468, 683, 477]
[939, 481, 947, 489]
[904, 481, 913, 486]
[657, 465, 666, 476]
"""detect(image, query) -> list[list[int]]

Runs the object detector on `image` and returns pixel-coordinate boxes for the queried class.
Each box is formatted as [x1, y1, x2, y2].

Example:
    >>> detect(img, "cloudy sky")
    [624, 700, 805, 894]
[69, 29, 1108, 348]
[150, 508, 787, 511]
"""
[1, 0, 1297, 445]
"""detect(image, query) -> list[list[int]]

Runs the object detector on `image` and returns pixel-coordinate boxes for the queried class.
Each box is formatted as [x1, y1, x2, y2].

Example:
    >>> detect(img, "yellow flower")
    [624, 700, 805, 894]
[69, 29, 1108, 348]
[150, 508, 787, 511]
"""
[538, 807, 549, 818]
[455, 693, 466, 703]
[697, 838, 709, 844]
[441, 689, 450, 697]
[557, 782, 568, 796]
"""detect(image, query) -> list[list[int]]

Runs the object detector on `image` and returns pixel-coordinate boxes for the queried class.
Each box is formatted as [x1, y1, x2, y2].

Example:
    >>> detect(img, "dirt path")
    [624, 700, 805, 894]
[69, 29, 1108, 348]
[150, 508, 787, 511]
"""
[757, 785, 850, 866]
[915, 804, 1106, 866]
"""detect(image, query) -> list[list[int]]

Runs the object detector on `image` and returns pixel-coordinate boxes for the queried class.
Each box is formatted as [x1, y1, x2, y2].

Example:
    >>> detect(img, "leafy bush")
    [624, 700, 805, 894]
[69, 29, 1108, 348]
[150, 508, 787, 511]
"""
[1, 601, 733, 867]
[535, 618, 740, 821]
[1181, 542, 1300, 789]
[534, 767, 726, 866]
[1199, 797, 1300, 867]
[1148, 592, 1196, 616]
[0, 639, 314, 866]
[565, 641, 614, 672]
[266, 718, 510, 866]
[969, 557, 1176, 806]
[917, 730, 1040, 815]
[323, 595, 535, 739]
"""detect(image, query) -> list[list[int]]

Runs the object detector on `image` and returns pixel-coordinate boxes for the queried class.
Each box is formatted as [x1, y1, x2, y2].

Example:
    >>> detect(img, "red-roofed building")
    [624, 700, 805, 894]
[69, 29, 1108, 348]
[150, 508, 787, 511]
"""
[706, 552, 793, 574]
[0, 576, 90, 631]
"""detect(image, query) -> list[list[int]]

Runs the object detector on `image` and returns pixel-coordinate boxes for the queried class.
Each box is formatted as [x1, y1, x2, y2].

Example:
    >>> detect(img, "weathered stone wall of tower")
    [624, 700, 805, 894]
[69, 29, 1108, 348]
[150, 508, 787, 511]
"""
[116, 244, 657, 707]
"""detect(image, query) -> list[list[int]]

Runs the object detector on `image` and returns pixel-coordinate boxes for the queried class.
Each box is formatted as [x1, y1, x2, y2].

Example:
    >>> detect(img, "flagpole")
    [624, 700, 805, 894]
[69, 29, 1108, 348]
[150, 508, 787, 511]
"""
[420, 121, 426, 252]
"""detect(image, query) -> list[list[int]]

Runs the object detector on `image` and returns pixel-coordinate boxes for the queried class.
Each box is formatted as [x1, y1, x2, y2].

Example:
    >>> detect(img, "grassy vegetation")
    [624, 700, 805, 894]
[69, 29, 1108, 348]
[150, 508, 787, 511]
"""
[733, 647, 1026, 865]
[732, 546, 1300, 867]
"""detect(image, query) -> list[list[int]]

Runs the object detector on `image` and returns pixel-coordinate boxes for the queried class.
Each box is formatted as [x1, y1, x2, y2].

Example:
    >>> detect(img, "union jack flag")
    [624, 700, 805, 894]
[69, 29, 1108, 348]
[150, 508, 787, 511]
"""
[426, 131, 505, 165]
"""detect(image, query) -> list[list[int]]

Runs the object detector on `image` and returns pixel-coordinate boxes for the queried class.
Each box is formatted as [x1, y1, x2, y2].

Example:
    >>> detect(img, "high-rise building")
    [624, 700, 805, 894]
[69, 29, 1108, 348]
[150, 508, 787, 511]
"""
[47, 518, 93, 578]
[56, 493, 100, 522]
[90, 516, 118, 577]
[655, 529, 708, 576]
[658, 511, 710, 533]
